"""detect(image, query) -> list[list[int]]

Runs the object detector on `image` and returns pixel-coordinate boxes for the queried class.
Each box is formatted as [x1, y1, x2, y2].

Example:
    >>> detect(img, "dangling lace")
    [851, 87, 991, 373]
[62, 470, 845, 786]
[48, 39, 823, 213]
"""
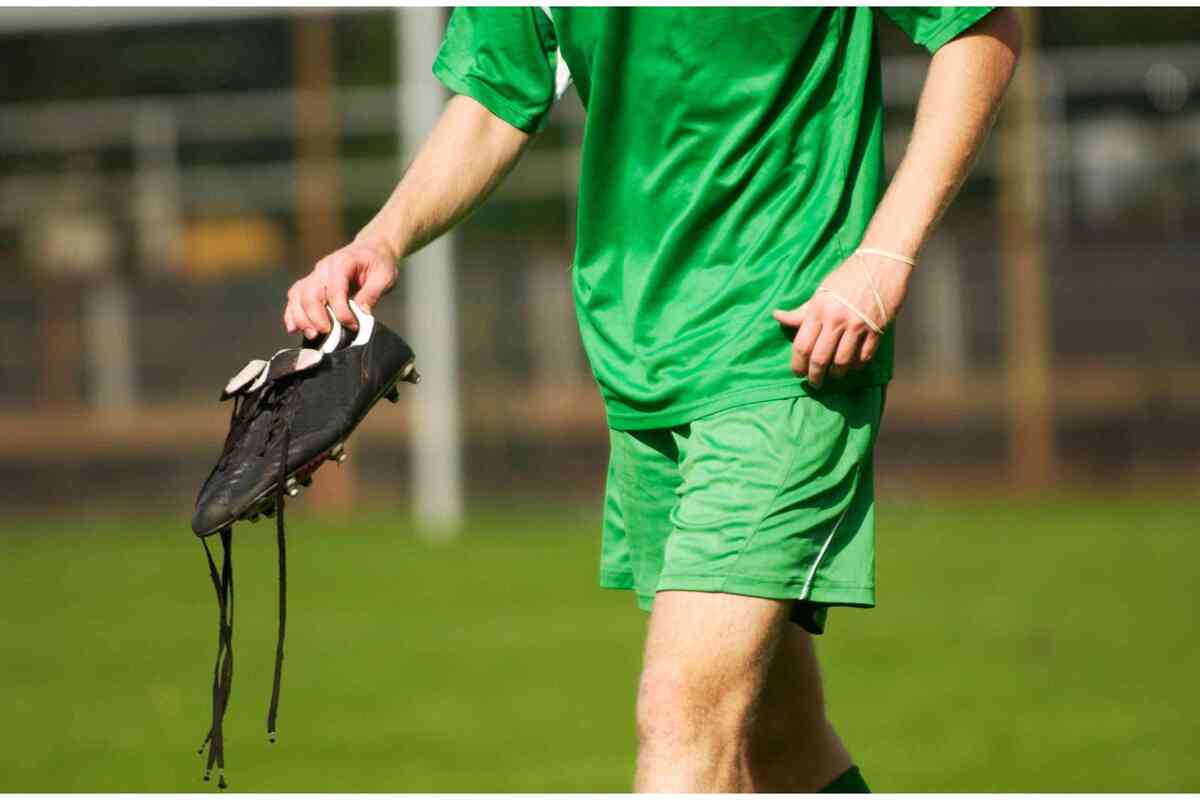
[267, 424, 288, 743]
[197, 392, 294, 790]
[198, 527, 234, 789]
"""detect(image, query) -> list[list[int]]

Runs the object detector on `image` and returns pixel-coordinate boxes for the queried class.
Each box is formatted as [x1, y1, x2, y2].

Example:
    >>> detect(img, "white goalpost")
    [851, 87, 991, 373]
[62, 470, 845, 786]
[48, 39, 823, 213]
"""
[397, 8, 464, 537]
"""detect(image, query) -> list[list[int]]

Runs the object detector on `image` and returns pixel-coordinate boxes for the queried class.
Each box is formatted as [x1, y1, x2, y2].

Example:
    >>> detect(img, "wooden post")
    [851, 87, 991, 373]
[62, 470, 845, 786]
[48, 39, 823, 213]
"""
[999, 8, 1055, 489]
[292, 12, 355, 510]
[36, 280, 79, 411]
[293, 12, 343, 267]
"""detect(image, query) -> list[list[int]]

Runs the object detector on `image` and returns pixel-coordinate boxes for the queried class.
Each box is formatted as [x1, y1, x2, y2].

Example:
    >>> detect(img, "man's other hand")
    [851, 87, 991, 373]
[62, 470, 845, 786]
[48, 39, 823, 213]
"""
[772, 252, 914, 389]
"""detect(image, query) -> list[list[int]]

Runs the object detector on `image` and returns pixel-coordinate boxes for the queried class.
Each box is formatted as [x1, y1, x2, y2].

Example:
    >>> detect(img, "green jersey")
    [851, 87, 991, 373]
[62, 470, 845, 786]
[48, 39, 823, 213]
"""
[434, 7, 993, 429]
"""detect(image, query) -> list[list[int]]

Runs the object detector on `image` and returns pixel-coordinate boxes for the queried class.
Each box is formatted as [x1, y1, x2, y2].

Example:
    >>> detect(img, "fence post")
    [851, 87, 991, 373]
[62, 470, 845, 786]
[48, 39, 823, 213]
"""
[82, 274, 137, 422]
[293, 12, 356, 510]
[132, 105, 182, 274]
[999, 8, 1056, 488]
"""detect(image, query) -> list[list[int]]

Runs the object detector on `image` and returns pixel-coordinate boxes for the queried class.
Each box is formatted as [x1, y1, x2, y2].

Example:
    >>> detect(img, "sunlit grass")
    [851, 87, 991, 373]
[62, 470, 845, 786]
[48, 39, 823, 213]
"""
[1, 496, 1196, 791]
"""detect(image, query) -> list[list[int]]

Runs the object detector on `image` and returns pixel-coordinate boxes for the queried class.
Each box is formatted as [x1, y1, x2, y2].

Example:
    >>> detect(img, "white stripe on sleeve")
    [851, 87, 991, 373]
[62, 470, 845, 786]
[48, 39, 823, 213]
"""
[539, 6, 573, 101]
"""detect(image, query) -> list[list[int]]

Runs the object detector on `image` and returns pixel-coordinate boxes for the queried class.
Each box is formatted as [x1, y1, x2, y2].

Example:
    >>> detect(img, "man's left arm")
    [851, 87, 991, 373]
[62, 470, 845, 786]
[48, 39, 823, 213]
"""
[774, 8, 1022, 387]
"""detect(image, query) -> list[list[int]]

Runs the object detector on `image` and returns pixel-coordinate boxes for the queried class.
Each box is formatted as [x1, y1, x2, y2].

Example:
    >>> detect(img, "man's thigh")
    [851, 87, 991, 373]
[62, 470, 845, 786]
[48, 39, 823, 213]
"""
[639, 590, 792, 714]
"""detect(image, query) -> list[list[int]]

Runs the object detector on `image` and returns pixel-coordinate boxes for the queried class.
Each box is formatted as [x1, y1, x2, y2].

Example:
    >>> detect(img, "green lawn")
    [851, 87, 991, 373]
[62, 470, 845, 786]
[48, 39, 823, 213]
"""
[1, 495, 1197, 791]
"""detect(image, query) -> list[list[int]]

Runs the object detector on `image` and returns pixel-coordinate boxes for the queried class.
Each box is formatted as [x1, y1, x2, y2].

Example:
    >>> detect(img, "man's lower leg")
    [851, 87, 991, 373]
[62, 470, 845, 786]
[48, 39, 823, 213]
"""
[744, 625, 858, 792]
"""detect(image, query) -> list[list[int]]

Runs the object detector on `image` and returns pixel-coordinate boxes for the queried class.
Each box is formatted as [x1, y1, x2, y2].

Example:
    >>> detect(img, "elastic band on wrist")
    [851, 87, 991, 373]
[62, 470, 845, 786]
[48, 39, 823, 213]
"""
[855, 247, 916, 266]
[816, 287, 885, 335]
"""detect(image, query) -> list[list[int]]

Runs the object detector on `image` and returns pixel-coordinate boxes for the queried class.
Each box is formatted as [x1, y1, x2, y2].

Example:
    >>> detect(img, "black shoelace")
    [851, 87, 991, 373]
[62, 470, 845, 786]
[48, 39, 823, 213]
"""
[198, 384, 296, 790]
[198, 527, 234, 788]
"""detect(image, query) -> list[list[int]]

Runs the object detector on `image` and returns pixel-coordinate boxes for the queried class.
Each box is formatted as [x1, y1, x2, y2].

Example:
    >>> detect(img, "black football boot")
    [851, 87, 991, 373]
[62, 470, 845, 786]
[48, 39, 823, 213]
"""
[191, 301, 418, 788]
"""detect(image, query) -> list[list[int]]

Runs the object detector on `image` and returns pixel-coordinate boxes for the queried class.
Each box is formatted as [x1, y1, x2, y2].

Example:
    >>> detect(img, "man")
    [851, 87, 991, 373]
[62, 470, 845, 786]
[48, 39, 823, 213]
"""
[283, 7, 1020, 792]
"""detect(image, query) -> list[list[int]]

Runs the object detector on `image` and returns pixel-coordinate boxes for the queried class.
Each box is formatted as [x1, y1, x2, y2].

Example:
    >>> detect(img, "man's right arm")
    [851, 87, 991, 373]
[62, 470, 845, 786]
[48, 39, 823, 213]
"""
[284, 94, 532, 338]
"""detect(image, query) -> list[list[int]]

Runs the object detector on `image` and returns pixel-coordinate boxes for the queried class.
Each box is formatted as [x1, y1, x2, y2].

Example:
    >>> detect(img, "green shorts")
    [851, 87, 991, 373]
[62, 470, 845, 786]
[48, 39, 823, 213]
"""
[599, 386, 885, 634]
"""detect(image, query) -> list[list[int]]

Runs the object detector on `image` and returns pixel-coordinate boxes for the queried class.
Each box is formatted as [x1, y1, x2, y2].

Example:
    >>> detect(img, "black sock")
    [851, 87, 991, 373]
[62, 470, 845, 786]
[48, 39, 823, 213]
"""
[819, 765, 871, 793]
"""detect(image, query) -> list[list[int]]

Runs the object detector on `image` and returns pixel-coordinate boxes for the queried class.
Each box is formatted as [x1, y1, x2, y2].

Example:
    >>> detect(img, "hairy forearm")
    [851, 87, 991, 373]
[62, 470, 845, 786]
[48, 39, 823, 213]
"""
[861, 9, 1021, 256]
[356, 94, 532, 260]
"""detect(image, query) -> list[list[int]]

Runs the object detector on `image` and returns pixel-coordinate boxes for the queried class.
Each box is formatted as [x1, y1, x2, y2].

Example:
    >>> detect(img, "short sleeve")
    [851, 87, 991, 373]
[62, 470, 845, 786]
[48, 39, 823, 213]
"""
[880, 7, 996, 54]
[432, 8, 558, 133]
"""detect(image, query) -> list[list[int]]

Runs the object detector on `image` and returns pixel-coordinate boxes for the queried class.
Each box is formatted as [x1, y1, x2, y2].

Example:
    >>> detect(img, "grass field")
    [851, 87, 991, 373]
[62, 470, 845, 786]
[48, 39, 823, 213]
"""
[1, 494, 1198, 792]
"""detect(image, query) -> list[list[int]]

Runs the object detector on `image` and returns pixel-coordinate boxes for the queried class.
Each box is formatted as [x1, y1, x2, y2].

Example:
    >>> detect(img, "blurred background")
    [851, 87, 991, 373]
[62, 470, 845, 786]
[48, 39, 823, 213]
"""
[1, 7, 1197, 792]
